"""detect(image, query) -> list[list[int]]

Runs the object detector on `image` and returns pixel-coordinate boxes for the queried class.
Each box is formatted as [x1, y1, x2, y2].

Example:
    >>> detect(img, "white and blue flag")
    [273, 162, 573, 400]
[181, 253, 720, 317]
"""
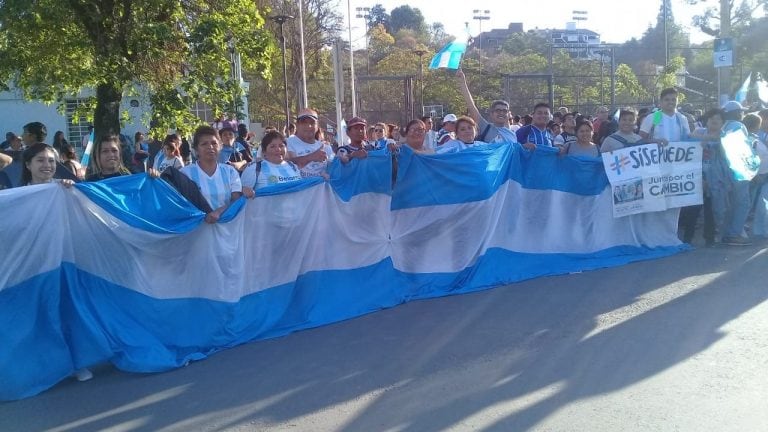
[429, 39, 467, 70]
[0, 144, 689, 401]
[734, 72, 752, 103]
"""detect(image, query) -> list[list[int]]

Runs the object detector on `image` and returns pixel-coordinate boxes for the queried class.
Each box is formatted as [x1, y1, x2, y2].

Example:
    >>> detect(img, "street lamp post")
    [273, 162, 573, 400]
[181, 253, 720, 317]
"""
[356, 6, 371, 115]
[355, 7, 371, 76]
[472, 9, 490, 50]
[347, 0, 357, 116]
[414, 49, 427, 114]
[270, 14, 295, 129]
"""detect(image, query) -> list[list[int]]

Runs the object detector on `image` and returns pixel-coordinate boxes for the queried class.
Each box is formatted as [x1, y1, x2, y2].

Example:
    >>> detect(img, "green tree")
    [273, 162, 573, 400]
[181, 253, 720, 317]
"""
[684, 0, 768, 37]
[390, 5, 427, 36]
[614, 64, 650, 103]
[247, 0, 342, 126]
[0, 0, 274, 140]
[367, 4, 391, 33]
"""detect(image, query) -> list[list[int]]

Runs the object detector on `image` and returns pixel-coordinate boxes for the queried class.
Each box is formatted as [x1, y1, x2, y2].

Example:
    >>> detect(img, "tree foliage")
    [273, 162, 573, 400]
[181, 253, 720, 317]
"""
[366, 4, 391, 33]
[0, 0, 274, 139]
[247, 0, 343, 127]
[684, 0, 768, 36]
[389, 5, 427, 35]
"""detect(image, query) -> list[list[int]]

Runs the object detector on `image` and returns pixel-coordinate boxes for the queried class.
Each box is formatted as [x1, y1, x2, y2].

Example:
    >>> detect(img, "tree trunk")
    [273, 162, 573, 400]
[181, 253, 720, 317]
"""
[93, 83, 122, 142]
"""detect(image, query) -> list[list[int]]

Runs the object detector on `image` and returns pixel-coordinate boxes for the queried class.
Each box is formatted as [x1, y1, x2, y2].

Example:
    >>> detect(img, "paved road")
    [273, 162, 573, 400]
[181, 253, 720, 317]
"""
[2, 242, 767, 432]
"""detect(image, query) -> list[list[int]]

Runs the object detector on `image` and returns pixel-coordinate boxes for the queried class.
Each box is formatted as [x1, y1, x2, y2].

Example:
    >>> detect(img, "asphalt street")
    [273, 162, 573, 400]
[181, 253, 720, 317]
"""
[1, 241, 767, 432]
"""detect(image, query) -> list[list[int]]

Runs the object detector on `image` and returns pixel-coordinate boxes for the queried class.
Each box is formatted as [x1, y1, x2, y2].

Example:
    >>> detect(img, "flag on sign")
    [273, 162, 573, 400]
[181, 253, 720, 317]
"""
[734, 72, 752, 103]
[429, 40, 468, 70]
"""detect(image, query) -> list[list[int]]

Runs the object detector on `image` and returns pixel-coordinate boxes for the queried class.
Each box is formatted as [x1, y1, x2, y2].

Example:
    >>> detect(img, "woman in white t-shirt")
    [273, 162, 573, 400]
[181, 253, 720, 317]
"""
[241, 131, 302, 196]
[436, 116, 486, 154]
[180, 126, 242, 224]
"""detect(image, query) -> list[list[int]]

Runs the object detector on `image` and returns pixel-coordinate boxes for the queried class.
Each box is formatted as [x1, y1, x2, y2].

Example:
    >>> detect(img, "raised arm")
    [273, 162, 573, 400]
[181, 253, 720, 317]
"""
[456, 69, 482, 124]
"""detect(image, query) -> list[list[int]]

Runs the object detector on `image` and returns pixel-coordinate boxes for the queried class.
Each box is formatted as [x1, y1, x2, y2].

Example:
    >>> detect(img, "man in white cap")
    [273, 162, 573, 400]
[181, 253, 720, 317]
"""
[716, 100, 759, 245]
[286, 108, 334, 178]
[436, 113, 457, 147]
[337, 116, 372, 164]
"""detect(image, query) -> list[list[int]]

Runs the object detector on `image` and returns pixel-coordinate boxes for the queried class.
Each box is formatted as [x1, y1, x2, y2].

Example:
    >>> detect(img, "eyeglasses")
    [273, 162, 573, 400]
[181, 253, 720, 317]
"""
[493, 108, 510, 114]
[374, 128, 384, 132]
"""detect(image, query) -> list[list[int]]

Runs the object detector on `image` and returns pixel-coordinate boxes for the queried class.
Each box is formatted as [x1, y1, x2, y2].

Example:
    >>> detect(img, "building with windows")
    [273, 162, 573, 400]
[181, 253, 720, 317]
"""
[548, 22, 602, 59]
[470, 23, 524, 52]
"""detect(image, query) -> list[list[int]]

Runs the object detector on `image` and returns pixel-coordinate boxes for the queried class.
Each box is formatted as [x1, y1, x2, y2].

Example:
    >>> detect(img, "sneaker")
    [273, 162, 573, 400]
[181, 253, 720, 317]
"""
[722, 236, 752, 246]
[74, 368, 93, 382]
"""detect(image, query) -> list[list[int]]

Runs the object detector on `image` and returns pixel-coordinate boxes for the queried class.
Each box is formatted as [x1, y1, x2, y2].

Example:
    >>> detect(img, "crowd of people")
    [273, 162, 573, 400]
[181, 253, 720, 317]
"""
[2, 72, 767, 249]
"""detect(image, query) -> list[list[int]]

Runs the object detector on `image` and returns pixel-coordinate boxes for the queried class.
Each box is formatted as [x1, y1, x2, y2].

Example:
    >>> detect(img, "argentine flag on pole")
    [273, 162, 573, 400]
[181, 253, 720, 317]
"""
[734, 72, 752, 103]
[429, 39, 468, 70]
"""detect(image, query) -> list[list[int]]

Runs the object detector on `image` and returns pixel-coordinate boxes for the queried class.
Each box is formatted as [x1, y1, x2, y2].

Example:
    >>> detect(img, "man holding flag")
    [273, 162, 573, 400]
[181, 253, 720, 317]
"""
[455, 69, 517, 144]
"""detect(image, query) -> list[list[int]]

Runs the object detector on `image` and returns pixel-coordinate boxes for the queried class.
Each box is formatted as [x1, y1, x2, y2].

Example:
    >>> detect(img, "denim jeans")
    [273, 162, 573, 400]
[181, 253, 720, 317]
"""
[754, 181, 768, 237]
[724, 180, 752, 238]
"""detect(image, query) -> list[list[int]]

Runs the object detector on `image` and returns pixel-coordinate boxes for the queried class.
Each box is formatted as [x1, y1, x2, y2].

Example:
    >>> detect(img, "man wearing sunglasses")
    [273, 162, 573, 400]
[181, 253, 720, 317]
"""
[456, 69, 518, 144]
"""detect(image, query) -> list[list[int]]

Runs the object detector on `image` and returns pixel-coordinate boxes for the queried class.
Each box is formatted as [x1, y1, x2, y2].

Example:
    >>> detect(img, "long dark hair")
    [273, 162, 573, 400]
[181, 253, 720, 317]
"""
[21, 143, 56, 185]
[52, 131, 68, 149]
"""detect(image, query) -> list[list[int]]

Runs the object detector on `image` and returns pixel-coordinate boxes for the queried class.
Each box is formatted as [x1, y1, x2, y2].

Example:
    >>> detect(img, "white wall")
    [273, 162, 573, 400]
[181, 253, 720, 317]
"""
[0, 94, 67, 144]
[0, 87, 151, 147]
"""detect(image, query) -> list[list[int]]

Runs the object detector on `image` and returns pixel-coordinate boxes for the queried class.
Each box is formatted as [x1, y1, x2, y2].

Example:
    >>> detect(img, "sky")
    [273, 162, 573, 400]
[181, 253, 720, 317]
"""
[338, 0, 713, 48]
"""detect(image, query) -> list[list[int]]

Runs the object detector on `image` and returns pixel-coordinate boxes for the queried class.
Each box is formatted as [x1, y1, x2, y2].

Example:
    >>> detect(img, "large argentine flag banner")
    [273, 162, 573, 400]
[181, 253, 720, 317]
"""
[0, 143, 687, 400]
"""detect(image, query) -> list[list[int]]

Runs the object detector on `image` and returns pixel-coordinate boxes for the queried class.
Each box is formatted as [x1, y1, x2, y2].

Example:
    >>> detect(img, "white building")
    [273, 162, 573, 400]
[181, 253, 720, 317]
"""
[0, 87, 152, 149]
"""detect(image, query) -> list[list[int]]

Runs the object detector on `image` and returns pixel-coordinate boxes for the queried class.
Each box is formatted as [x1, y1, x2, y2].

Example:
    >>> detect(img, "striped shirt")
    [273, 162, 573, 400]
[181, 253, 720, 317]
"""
[240, 160, 302, 189]
[516, 125, 554, 146]
[181, 163, 242, 209]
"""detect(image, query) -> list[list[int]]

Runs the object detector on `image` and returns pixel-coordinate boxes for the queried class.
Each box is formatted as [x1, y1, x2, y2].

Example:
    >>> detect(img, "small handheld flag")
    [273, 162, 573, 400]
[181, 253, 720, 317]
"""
[429, 40, 468, 70]
[734, 72, 752, 103]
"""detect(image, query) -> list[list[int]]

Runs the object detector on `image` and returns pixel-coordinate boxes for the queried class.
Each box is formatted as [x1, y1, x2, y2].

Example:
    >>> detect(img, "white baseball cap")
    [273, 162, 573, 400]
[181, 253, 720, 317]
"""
[443, 114, 458, 122]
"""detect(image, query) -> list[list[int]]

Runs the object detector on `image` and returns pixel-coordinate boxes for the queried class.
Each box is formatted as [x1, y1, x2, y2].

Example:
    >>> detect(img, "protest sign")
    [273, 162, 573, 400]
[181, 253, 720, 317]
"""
[602, 142, 703, 217]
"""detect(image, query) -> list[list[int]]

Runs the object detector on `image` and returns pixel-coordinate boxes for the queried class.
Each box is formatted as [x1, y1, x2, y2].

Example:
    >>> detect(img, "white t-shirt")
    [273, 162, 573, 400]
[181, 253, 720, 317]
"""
[153, 152, 184, 172]
[286, 135, 334, 177]
[240, 160, 302, 189]
[181, 163, 242, 210]
[639, 110, 691, 142]
[435, 139, 479, 154]
[423, 130, 437, 150]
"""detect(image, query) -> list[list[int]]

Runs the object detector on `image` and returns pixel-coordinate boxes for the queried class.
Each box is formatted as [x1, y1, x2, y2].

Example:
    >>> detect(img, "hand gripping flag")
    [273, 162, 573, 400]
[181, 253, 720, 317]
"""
[429, 39, 468, 70]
